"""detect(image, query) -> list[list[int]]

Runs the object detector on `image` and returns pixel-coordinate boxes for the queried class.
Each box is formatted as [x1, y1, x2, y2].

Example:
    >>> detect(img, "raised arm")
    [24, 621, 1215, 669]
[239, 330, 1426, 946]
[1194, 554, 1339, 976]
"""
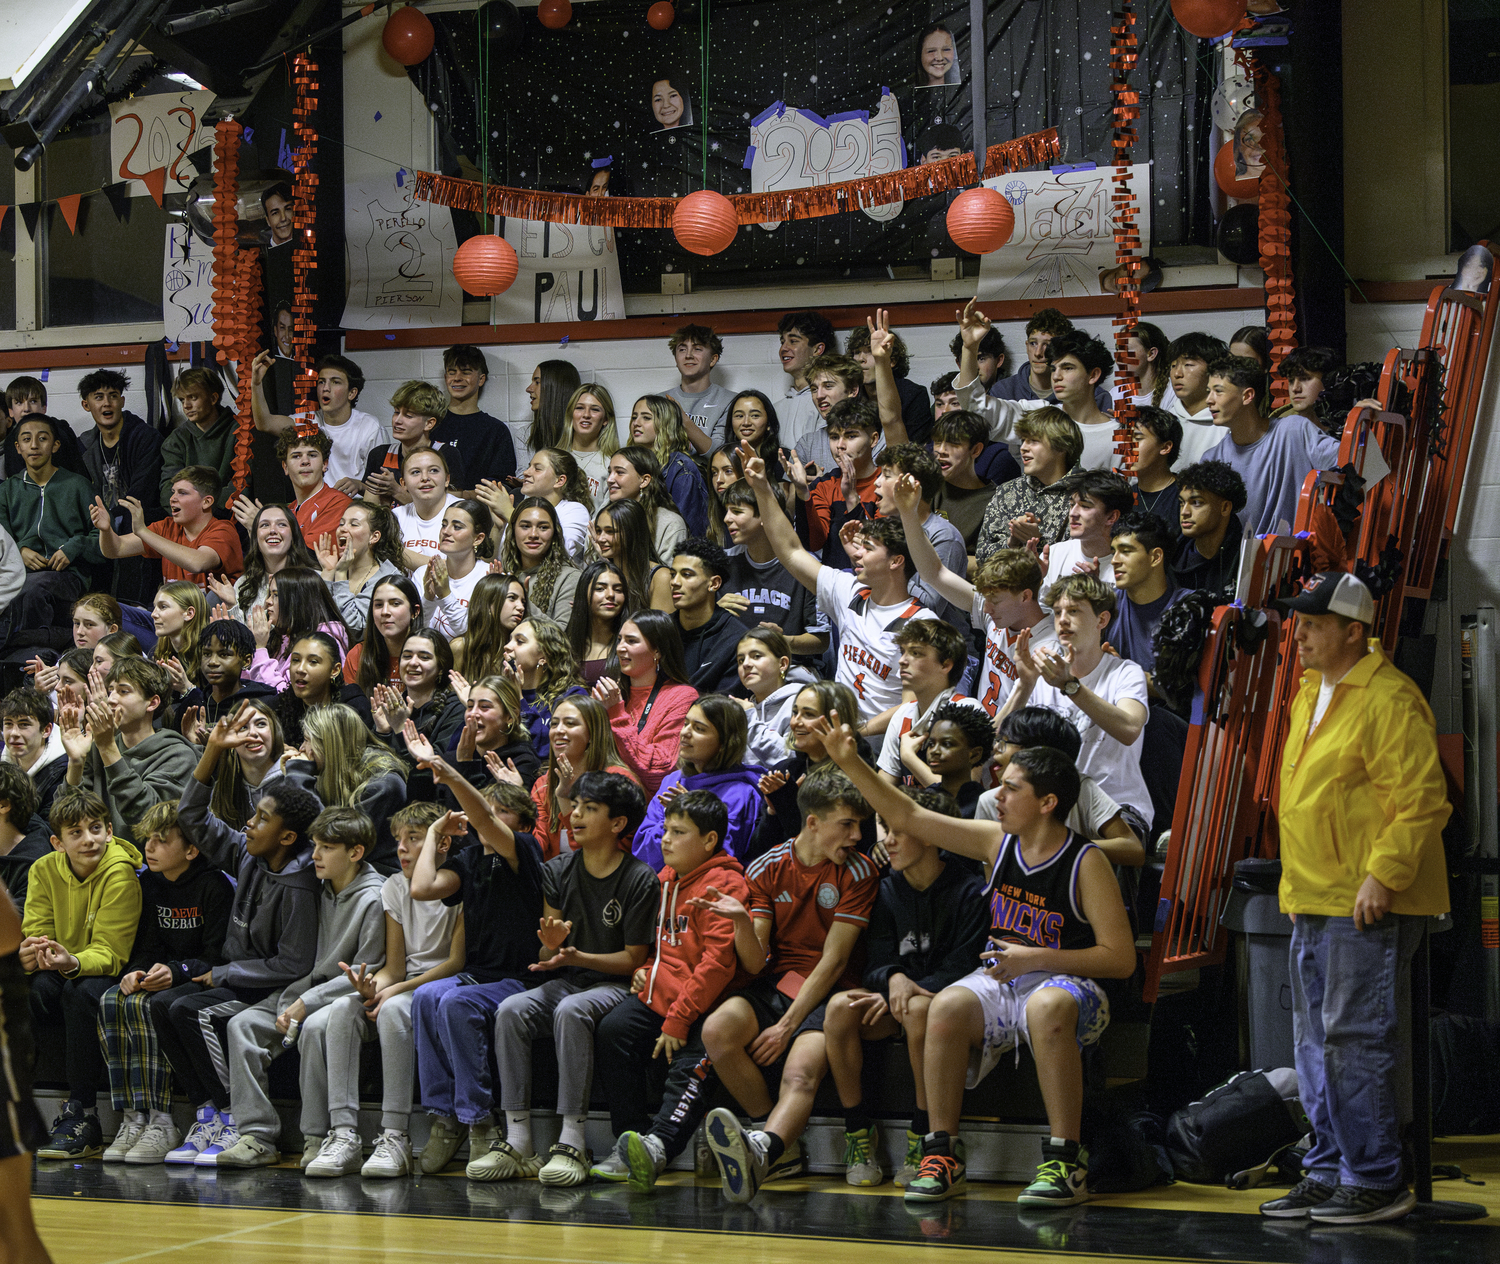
[122, 498, 224, 574]
[868, 309, 907, 447]
[1034, 646, 1146, 746]
[91, 497, 143, 560]
[250, 349, 295, 435]
[892, 474, 975, 611]
[739, 441, 822, 595]
[405, 720, 520, 866]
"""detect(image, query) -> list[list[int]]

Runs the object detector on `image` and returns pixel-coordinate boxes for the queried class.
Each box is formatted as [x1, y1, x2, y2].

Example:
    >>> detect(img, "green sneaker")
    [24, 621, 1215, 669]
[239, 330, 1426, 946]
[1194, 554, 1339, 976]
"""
[903, 1133, 967, 1203]
[1017, 1141, 1090, 1207]
[623, 1130, 667, 1193]
[893, 1130, 923, 1187]
[843, 1124, 883, 1187]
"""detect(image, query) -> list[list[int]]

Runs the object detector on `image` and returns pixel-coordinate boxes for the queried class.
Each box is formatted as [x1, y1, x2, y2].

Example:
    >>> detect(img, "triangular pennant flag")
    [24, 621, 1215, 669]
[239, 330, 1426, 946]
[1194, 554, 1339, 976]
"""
[56, 193, 81, 234]
[102, 182, 131, 223]
[142, 167, 167, 207]
[18, 202, 39, 240]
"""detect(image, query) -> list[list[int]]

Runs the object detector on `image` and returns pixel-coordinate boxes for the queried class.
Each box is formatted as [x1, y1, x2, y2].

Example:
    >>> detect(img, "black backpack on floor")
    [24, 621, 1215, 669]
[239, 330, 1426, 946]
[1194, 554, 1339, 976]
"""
[1165, 1068, 1309, 1188]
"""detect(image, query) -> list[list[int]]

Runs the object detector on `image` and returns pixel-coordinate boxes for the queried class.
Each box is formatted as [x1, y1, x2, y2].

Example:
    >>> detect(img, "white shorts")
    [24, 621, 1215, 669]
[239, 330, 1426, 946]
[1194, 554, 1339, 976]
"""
[949, 968, 1110, 1090]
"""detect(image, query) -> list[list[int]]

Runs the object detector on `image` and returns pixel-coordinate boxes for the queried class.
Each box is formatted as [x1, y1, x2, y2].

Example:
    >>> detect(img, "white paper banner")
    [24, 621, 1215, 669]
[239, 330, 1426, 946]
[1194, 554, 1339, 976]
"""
[976, 163, 1151, 300]
[162, 224, 215, 343]
[342, 175, 464, 329]
[490, 219, 626, 325]
[109, 90, 216, 197]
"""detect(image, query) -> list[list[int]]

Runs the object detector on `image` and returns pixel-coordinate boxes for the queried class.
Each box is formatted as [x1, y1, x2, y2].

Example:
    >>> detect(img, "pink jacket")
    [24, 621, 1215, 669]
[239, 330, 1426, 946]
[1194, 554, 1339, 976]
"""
[609, 680, 698, 799]
[245, 621, 350, 692]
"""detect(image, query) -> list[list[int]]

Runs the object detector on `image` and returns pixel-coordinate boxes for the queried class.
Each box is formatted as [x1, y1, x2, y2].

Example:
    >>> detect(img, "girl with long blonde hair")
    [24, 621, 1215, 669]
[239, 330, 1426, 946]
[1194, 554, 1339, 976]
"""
[626, 394, 709, 535]
[290, 702, 408, 873]
[152, 580, 208, 696]
[559, 382, 618, 505]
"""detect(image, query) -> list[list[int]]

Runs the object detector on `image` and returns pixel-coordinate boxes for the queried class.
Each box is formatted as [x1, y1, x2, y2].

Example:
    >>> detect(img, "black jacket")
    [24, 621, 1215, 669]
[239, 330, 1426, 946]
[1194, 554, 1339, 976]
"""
[172, 679, 279, 733]
[30, 755, 69, 821]
[1171, 514, 1245, 606]
[862, 859, 990, 997]
[126, 853, 237, 984]
[79, 412, 164, 530]
[678, 607, 746, 696]
[0, 814, 56, 916]
[390, 691, 466, 760]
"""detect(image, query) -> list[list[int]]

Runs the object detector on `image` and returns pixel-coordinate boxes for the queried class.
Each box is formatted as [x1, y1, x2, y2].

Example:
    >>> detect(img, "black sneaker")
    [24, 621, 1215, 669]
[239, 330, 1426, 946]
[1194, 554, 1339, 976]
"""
[37, 1103, 103, 1159]
[1309, 1184, 1416, 1224]
[1260, 1176, 1336, 1218]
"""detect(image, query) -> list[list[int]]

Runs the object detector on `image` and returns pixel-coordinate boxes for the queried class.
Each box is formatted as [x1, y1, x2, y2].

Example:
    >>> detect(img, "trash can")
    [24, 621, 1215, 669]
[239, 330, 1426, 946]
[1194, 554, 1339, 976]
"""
[1220, 858, 1295, 1069]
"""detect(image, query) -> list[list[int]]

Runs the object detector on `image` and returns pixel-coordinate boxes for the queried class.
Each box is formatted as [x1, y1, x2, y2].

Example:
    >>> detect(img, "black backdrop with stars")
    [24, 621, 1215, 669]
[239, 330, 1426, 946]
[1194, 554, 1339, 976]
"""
[412, 0, 1204, 291]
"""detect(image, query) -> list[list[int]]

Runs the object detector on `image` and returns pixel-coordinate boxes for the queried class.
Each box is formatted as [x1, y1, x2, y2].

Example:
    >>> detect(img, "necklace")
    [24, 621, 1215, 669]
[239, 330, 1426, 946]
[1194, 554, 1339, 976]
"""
[1136, 481, 1177, 521]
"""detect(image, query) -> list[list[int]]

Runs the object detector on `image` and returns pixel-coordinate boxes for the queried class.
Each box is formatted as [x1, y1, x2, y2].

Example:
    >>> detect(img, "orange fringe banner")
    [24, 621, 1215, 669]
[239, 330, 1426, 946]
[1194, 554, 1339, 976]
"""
[1254, 67, 1295, 409]
[1110, 1, 1142, 466]
[209, 120, 256, 500]
[411, 129, 1061, 228]
[291, 53, 320, 423]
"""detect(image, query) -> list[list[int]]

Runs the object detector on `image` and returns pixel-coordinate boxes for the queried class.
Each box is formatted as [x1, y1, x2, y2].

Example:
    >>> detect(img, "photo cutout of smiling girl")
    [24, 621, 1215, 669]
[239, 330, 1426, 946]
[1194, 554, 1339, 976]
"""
[915, 24, 961, 87]
[649, 74, 694, 131]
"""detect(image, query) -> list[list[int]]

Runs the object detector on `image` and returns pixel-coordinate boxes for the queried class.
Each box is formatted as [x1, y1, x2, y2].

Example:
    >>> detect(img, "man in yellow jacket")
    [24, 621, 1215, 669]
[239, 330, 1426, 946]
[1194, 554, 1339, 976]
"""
[1260, 572, 1451, 1225]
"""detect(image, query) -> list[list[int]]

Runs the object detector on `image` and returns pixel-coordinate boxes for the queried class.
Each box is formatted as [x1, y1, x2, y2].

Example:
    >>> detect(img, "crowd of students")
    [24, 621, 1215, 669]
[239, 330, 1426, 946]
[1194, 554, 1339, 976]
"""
[0, 301, 1363, 1209]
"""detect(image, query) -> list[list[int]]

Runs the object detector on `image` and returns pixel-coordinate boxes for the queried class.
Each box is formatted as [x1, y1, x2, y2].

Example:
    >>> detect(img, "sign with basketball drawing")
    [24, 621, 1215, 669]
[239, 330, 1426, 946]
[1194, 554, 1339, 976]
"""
[162, 224, 215, 343]
[342, 174, 464, 329]
[109, 90, 216, 197]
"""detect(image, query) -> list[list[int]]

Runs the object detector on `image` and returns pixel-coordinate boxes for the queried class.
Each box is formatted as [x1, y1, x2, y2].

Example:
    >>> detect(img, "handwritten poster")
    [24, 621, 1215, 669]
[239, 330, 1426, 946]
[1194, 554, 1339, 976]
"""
[975, 163, 1151, 300]
[342, 175, 464, 330]
[162, 225, 215, 342]
[109, 91, 216, 197]
[745, 89, 906, 228]
[490, 218, 626, 325]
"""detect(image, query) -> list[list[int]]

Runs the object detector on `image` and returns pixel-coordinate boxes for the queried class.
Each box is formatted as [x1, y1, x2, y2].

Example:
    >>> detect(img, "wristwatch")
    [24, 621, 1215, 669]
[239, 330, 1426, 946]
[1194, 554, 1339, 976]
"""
[1061, 676, 1081, 697]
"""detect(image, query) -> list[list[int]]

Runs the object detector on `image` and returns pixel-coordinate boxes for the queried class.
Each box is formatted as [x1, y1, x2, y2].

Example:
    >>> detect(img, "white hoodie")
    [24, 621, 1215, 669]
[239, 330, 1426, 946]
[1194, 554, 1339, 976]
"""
[743, 667, 818, 767]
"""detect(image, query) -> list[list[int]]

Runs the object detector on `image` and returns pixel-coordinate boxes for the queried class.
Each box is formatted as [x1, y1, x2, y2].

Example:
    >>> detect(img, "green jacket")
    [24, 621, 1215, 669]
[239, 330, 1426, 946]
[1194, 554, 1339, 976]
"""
[21, 836, 143, 976]
[159, 407, 240, 505]
[0, 466, 102, 564]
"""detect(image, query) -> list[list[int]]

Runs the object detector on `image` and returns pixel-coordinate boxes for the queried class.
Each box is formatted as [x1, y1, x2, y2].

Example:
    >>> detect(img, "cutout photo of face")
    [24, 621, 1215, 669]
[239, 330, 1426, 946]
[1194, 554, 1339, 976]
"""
[1233, 111, 1266, 180]
[917, 123, 965, 165]
[916, 25, 960, 87]
[650, 77, 693, 130]
[1454, 244, 1493, 295]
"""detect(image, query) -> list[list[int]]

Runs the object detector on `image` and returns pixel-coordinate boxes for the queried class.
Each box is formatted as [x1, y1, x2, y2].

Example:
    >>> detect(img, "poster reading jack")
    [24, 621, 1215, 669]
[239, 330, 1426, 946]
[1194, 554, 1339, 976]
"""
[342, 174, 464, 329]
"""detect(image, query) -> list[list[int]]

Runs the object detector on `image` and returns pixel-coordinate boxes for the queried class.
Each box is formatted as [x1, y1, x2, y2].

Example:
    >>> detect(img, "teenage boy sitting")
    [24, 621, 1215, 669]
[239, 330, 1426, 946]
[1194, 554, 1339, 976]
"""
[61, 658, 198, 838]
[441, 344, 518, 486]
[931, 372, 960, 420]
[404, 728, 546, 1178]
[696, 766, 879, 1203]
[1130, 406, 1184, 541]
[746, 443, 938, 726]
[991, 307, 1067, 401]
[776, 310, 837, 453]
[484, 771, 656, 1186]
[3, 375, 78, 482]
[1041, 470, 1134, 595]
[792, 399, 882, 566]
[1203, 355, 1341, 537]
[796, 354, 870, 475]
[1276, 345, 1340, 421]
[234, 430, 352, 543]
[94, 465, 243, 591]
[872, 444, 968, 626]
[21, 787, 142, 1157]
[2, 687, 68, 819]
[670, 538, 745, 694]
[823, 786, 989, 1187]
[1109, 511, 1187, 679]
[97, 801, 234, 1164]
[848, 320, 934, 446]
[159, 713, 321, 1165]
[719, 480, 829, 659]
[1164, 332, 1228, 464]
[301, 801, 462, 1178]
[0, 414, 103, 648]
[896, 702, 996, 818]
[77, 370, 163, 537]
[362, 380, 466, 506]
[877, 620, 975, 782]
[172, 619, 277, 737]
[948, 323, 1008, 394]
[1008, 574, 1152, 838]
[251, 350, 390, 495]
[161, 368, 237, 506]
[811, 720, 1135, 1204]
[974, 409, 1082, 564]
[952, 302, 1054, 459]
[890, 473, 1054, 718]
[1171, 460, 1249, 604]
[929, 410, 1005, 556]
[1038, 332, 1118, 471]
[591, 790, 750, 1189]
[664, 324, 739, 452]
[0, 763, 53, 916]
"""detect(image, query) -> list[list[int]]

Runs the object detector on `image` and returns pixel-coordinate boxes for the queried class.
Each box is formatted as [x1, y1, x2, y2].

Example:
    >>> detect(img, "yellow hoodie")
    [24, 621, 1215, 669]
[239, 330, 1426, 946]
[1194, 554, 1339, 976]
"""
[1276, 643, 1452, 918]
[21, 836, 143, 977]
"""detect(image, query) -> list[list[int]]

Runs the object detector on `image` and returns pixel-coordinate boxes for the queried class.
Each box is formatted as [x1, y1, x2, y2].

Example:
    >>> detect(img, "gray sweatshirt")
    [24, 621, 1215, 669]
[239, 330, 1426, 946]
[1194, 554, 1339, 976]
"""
[328, 560, 403, 633]
[277, 864, 386, 1015]
[86, 726, 201, 838]
[0, 525, 24, 614]
[744, 669, 818, 768]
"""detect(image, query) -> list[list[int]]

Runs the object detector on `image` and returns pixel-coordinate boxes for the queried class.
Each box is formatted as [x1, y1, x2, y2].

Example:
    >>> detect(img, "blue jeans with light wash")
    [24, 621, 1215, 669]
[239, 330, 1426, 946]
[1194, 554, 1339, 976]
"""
[412, 976, 526, 1126]
[1290, 912, 1423, 1191]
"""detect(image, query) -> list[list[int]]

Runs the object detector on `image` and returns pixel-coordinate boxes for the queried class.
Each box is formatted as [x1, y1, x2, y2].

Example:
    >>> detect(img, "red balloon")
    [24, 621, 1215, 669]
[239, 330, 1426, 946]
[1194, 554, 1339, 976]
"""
[537, 0, 571, 29]
[647, 2, 674, 28]
[1171, 0, 1241, 38]
[1214, 141, 1259, 200]
[945, 187, 1015, 255]
[381, 5, 434, 65]
[672, 189, 738, 256]
[453, 235, 519, 296]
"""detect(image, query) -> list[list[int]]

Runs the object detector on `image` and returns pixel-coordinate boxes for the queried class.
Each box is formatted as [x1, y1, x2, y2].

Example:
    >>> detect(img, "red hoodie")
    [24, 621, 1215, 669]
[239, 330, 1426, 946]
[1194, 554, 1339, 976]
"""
[643, 850, 752, 1041]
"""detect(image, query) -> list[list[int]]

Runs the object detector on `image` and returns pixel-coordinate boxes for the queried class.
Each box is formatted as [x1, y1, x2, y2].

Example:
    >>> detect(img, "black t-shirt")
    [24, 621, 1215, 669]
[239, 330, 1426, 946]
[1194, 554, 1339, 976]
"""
[362, 440, 467, 493]
[723, 546, 827, 642]
[541, 848, 659, 987]
[441, 833, 547, 983]
[932, 481, 996, 552]
[434, 408, 518, 486]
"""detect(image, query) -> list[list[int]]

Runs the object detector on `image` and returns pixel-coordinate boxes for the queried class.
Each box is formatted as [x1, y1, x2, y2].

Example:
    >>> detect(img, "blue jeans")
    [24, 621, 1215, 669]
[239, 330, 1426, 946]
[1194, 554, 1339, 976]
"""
[412, 976, 526, 1125]
[1290, 913, 1422, 1191]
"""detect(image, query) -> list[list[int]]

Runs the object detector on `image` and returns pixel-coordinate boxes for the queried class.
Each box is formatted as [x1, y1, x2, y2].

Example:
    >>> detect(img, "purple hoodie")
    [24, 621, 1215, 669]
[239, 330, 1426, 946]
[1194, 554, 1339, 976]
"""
[631, 764, 766, 870]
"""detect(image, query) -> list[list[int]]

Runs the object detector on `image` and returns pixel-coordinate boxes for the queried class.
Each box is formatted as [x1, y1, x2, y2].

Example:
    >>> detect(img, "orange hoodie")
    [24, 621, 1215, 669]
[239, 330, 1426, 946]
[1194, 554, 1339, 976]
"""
[643, 850, 752, 1041]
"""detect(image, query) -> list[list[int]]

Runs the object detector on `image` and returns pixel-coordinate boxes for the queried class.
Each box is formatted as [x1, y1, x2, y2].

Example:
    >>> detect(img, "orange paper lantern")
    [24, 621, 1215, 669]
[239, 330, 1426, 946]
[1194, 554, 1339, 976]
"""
[945, 187, 1015, 255]
[672, 189, 738, 256]
[647, 2, 674, 28]
[1171, 0, 1240, 38]
[453, 235, 519, 295]
[537, 0, 571, 28]
[382, 5, 435, 65]
[1214, 141, 1259, 200]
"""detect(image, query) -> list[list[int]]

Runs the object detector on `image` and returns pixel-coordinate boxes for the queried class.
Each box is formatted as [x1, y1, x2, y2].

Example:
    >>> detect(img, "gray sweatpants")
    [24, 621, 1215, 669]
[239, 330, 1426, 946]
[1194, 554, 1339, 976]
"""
[494, 978, 629, 1116]
[301, 991, 418, 1135]
[228, 997, 335, 1143]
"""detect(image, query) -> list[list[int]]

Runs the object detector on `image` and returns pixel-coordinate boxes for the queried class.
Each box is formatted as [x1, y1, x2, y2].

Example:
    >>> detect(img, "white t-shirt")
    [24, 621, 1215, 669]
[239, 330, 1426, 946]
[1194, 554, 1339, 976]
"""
[1028, 651, 1151, 816]
[1166, 397, 1222, 466]
[1043, 538, 1117, 598]
[970, 594, 1055, 718]
[381, 872, 460, 978]
[573, 450, 609, 505]
[320, 408, 390, 486]
[814, 568, 938, 721]
[394, 495, 459, 557]
[780, 385, 822, 452]
[877, 687, 986, 777]
[415, 559, 487, 638]
[557, 499, 592, 562]
[1077, 419, 1120, 472]
[976, 772, 1123, 838]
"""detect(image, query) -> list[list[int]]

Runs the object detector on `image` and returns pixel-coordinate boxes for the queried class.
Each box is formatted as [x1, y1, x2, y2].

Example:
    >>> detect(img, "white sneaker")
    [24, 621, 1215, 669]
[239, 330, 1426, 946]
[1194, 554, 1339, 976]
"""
[300, 1136, 323, 1169]
[361, 1130, 412, 1179]
[418, 1116, 468, 1174]
[104, 1118, 146, 1162]
[305, 1128, 363, 1178]
[213, 1133, 279, 1168]
[166, 1108, 219, 1165]
[125, 1120, 182, 1165]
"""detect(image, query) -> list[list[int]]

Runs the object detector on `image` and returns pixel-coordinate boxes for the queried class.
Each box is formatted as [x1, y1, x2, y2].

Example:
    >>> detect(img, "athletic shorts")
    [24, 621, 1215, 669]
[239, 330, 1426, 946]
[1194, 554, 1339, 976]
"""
[949, 967, 1109, 1090]
[0, 953, 48, 1158]
[736, 976, 827, 1041]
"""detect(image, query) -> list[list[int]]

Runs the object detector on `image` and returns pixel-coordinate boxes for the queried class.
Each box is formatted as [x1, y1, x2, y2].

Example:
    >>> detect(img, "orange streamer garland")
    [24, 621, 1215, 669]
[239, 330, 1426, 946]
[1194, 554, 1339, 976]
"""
[1110, 2, 1142, 466]
[291, 53, 320, 425]
[209, 120, 257, 498]
[1253, 67, 1296, 408]
[411, 129, 1061, 228]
